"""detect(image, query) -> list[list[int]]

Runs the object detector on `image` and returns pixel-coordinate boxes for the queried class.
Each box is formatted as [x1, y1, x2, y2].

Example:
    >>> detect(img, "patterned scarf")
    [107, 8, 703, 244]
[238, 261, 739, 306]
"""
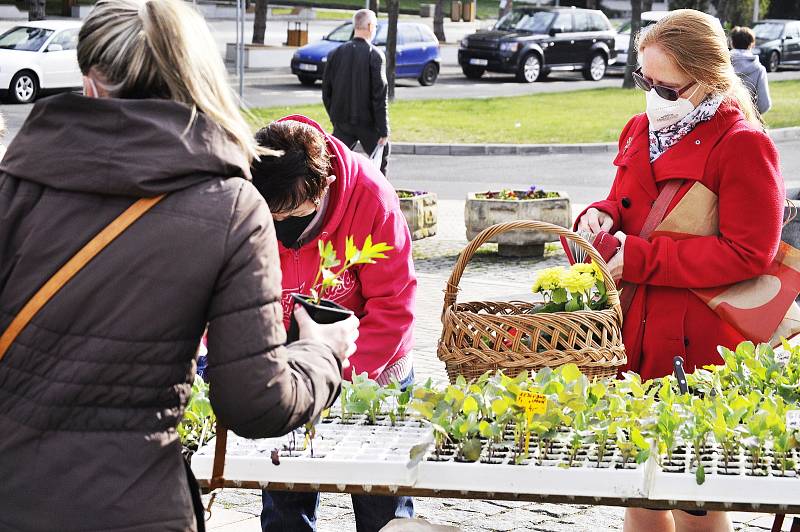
[649, 94, 724, 163]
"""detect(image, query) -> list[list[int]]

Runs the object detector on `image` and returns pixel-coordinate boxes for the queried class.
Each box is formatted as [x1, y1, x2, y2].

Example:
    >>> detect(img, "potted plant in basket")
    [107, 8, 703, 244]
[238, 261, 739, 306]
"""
[465, 186, 571, 257]
[286, 235, 393, 342]
[396, 189, 438, 241]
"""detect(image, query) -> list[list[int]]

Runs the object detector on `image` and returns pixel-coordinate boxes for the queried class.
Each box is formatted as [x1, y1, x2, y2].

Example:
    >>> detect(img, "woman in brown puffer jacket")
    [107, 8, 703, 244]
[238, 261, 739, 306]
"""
[0, 0, 358, 530]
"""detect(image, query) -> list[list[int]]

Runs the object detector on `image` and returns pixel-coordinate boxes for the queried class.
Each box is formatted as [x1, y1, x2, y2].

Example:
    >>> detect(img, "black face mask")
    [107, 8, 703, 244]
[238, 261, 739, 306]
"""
[274, 211, 317, 248]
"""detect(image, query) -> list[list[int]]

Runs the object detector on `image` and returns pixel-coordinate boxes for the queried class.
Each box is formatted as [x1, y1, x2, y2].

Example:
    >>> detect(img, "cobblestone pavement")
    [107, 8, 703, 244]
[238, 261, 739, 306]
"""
[204, 200, 794, 531]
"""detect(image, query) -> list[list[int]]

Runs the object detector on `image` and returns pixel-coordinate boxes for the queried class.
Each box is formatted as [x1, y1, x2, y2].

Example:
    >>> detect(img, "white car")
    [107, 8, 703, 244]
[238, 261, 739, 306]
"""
[608, 11, 670, 73]
[0, 20, 82, 104]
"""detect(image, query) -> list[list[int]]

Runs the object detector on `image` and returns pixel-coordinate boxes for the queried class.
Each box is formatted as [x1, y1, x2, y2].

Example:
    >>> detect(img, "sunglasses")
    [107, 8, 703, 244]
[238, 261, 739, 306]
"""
[632, 68, 696, 101]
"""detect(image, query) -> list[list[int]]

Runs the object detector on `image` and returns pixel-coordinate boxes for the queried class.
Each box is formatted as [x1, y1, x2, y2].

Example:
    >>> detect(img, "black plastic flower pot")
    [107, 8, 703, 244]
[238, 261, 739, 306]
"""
[286, 293, 354, 343]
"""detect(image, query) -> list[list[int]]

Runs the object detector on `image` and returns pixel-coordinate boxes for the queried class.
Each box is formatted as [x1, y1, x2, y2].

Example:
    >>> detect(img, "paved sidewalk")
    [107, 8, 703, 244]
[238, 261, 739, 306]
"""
[202, 200, 796, 531]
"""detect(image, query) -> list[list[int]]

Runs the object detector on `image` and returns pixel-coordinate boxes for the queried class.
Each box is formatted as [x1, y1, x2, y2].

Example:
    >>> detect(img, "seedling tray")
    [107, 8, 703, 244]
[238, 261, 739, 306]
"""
[191, 415, 432, 488]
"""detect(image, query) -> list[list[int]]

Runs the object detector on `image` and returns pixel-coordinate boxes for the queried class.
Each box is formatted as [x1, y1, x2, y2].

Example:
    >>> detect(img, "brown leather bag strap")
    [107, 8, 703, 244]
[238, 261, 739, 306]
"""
[0, 194, 166, 362]
[208, 425, 228, 491]
[619, 180, 683, 314]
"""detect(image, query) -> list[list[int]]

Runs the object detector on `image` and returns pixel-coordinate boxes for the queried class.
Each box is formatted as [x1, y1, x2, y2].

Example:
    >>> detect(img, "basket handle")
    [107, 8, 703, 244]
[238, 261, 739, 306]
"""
[442, 220, 623, 323]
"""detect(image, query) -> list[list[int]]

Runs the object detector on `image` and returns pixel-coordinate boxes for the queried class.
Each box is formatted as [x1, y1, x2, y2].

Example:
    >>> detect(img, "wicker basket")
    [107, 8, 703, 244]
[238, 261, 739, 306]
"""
[438, 220, 626, 382]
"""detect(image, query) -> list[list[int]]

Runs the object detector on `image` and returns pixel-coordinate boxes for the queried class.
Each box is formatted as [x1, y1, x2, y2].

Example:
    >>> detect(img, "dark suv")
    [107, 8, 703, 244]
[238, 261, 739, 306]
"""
[752, 19, 800, 72]
[458, 6, 617, 82]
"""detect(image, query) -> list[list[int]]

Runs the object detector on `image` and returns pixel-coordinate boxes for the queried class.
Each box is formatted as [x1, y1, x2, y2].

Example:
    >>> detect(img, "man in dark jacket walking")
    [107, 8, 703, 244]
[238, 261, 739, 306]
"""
[322, 9, 390, 175]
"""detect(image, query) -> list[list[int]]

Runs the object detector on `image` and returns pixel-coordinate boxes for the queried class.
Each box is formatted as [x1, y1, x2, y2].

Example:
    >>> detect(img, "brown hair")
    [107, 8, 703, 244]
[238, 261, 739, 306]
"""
[637, 9, 761, 126]
[730, 26, 756, 50]
[251, 121, 331, 213]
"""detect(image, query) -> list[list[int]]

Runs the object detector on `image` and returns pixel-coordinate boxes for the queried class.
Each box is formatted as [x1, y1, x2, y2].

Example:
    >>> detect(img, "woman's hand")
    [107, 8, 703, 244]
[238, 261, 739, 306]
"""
[576, 208, 613, 236]
[294, 305, 359, 366]
[606, 232, 627, 283]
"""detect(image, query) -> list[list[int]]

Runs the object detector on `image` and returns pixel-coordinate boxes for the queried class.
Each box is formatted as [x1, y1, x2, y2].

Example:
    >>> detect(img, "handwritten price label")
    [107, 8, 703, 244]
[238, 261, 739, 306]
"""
[516, 391, 547, 415]
[787, 410, 800, 431]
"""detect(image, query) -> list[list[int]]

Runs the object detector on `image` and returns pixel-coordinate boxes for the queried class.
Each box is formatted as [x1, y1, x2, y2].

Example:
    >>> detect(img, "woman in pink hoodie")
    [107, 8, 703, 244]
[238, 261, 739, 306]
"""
[250, 115, 416, 531]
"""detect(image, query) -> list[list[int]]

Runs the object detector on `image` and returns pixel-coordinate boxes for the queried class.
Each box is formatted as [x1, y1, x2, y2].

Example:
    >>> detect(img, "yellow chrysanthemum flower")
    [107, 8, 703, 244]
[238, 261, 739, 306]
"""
[532, 266, 565, 293]
[561, 270, 596, 294]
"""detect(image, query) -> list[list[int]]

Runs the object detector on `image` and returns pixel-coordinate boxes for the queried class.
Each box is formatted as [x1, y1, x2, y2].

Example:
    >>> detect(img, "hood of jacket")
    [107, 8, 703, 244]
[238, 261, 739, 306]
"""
[731, 50, 762, 76]
[0, 93, 250, 197]
[275, 114, 360, 247]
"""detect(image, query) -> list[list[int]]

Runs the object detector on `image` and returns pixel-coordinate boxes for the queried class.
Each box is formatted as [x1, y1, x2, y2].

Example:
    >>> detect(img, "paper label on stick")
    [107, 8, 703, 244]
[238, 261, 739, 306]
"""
[516, 391, 547, 415]
[787, 410, 800, 431]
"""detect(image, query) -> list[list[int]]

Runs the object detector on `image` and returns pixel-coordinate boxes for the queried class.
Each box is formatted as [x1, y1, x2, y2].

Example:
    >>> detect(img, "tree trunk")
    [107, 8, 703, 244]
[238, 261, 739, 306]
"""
[433, 0, 446, 42]
[369, 0, 379, 14]
[252, 0, 268, 45]
[386, 0, 399, 102]
[28, 0, 46, 21]
[643, 0, 653, 11]
[622, 0, 642, 89]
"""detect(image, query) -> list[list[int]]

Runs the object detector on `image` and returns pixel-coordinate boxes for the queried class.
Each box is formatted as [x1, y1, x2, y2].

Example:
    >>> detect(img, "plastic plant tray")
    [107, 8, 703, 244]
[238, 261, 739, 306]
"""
[191, 415, 433, 489]
[416, 435, 648, 498]
[649, 444, 800, 508]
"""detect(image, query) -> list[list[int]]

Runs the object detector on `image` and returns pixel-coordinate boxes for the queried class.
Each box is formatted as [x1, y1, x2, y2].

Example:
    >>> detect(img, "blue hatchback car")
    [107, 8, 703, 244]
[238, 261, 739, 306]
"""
[291, 21, 441, 86]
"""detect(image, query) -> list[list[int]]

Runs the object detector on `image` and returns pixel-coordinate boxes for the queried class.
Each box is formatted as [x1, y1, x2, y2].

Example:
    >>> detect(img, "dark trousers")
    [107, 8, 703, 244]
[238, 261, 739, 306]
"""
[332, 123, 389, 177]
[261, 491, 413, 532]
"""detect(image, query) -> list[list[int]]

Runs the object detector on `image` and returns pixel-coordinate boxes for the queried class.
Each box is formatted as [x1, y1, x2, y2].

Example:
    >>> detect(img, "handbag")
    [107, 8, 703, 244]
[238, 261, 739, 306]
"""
[0, 195, 213, 530]
[649, 181, 800, 345]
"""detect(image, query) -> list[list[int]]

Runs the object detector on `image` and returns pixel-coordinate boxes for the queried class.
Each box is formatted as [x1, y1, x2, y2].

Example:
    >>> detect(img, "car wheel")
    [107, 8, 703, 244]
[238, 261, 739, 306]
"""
[516, 53, 542, 83]
[767, 51, 780, 72]
[583, 53, 607, 81]
[418, 62, 439, 86]
[297, 75, 317, 86]
[462, 66, 485, 79]
[10, 70, 38, 104]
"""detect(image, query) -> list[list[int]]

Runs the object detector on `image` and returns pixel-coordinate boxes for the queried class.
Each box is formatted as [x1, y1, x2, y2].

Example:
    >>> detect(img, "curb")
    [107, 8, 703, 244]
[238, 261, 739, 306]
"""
[393, 127, 800, 156]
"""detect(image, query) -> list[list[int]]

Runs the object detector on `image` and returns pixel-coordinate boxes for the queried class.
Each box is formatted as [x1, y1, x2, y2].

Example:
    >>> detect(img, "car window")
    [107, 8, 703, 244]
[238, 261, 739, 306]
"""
[0, 26, 54, 51]
[373, 24, 388, 46]
[495, 10, 555, 33]
[590, 13, 610, 31]
[48, 28, 79, 51]
[326, 23, 353, 42]
[789, 23, 800, 38]
[552, 12, 573, 33]
[753, 22, 784, 40]
[574, 12, 591, 32]
[399, 24, 422, 44]
[419, 25, 437, 44]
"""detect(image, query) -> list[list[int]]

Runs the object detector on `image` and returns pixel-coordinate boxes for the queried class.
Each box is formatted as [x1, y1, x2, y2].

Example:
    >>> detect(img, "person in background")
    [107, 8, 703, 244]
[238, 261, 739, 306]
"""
[0, 0, 357, 530]
[575, 9, 783, 532]
[250, 116, 417, 532]
[730, 25, 772, 114]
[0, 112, 6, 159]
[322, 8, 390, 176]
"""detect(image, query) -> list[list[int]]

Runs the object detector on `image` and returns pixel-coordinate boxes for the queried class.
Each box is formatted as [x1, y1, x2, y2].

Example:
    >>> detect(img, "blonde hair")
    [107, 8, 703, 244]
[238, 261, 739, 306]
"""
[77, 0, 261, 162]
[637, 9, 761, 126]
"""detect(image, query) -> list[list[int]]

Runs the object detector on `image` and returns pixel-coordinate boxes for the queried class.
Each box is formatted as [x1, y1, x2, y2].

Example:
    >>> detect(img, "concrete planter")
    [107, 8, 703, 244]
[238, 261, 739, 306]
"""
[465, 191, 571, 257]
[225, 44, 282, 69]
[398, 190, 437, 241]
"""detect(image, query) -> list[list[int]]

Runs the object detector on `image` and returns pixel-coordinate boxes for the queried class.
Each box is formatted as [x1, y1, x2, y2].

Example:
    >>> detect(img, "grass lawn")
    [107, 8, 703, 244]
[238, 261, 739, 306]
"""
[249, 80, 800, 144]
[280, 0, 497, 20]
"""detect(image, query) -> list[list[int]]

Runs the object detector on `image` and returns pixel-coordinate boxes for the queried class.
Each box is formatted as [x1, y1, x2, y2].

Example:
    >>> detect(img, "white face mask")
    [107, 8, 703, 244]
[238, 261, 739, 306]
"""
[646, 86, 699, 131]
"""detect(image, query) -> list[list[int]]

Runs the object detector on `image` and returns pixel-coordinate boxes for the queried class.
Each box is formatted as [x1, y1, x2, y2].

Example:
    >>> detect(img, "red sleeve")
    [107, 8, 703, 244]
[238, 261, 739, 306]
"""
[573, 117, 639, 231]
[622, 128, 784, 288]
[344, 208, 417, 380]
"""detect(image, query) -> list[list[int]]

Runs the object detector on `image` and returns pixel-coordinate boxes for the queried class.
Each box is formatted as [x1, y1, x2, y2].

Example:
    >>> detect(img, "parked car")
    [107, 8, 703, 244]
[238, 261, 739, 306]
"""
[0, 20, 82, 104]
[458, 6, 617, 83]
[752, 19, 800, 72]
[290, 21, 441, 86]
[608, 11, 669, 74]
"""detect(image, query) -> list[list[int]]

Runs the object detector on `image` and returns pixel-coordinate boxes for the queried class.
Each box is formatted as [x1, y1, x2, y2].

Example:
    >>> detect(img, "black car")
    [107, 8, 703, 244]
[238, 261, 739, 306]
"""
[458, 6, 617, 83]
[752, 19, 800, 72]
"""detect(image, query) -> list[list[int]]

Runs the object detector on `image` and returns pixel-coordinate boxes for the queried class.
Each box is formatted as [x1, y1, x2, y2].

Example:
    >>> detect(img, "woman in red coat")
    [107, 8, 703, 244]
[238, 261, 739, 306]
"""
[576, 10, 784, 532]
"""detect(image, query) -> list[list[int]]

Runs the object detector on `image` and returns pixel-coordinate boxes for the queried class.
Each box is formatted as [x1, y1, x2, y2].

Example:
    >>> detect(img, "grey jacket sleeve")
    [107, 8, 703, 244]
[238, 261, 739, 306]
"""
[756, 66, 772, 115]
[205, 181, 343, 439]
[370, 48, 389, 137]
